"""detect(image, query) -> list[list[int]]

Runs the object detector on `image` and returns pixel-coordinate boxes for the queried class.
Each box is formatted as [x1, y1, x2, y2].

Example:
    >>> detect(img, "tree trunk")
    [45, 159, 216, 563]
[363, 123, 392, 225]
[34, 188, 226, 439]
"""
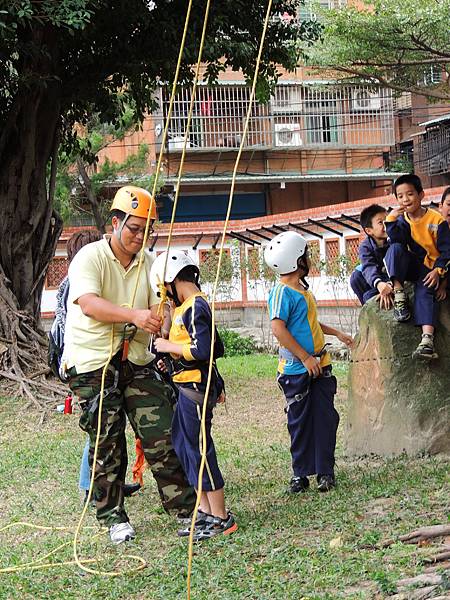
[0, 24, 65, 405]
[76, 158, 107, 234]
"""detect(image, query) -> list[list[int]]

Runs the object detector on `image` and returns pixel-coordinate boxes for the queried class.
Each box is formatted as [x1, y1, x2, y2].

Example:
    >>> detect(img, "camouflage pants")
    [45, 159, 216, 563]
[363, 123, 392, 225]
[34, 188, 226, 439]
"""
[68, 356, 196, 526]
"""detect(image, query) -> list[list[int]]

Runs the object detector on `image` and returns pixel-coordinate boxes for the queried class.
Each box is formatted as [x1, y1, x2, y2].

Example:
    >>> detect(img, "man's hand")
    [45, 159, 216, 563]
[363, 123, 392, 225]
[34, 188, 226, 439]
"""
[336, 331, 354, 348]
[423, 268, 440, 289]
[132, 309, 162, 334]
[436, 278, 448, 301]
[302, 355, 322, 378]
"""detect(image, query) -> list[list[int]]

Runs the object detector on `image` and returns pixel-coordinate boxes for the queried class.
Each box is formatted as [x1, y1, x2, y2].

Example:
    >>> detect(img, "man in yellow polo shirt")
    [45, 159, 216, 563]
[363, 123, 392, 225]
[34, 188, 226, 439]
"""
[65, 186, 195, 544]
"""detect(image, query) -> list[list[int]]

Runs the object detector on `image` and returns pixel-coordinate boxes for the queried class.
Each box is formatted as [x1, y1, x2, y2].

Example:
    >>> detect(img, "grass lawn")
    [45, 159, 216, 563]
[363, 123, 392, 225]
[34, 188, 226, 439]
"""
[0, 355, 448, 599]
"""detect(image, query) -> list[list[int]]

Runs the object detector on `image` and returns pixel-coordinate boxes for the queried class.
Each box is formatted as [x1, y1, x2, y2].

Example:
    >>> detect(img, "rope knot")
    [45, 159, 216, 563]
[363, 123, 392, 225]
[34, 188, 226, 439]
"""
[158, 281, 168, 305]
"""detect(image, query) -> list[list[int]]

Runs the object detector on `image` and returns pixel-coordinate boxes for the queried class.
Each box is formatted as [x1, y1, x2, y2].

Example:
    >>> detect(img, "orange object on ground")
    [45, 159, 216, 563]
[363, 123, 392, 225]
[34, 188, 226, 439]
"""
[132, 438, 146, 486]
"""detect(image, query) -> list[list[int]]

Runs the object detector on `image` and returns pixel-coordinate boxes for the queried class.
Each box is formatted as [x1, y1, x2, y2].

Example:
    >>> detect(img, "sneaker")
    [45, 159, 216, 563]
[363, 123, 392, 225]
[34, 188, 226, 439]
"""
[412, 334, 438, 360]
[177, 509, 212, 537]
[123, 482, 141, 497]
[109, 521, 136, 545]
[317, 474, 336, 492]
[393, 289, 411, 322]
[288, 476, 310, 494]
[193, 511, 238, 541]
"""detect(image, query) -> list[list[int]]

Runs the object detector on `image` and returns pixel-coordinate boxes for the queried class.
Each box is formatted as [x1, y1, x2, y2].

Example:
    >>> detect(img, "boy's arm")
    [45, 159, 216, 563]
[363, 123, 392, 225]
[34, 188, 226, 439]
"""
[154, 298, 212, 360]
[434, 220, 450, 273]
[319, 323, 353, 348]
[271, 318, 322, 377]
[421, 221, 450, 289]
[359, 241, 389, 289]
[385, 209, 410, 244]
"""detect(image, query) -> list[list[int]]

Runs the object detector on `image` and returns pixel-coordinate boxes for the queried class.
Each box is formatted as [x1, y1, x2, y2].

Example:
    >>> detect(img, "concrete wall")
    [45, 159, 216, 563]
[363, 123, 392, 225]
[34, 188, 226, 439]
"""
[214, 304, 360, 337]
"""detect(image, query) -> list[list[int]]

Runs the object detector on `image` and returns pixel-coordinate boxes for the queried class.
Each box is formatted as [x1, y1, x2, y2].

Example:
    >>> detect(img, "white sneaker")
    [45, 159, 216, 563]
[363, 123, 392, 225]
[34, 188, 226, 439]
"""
[109, 521, 136, 545]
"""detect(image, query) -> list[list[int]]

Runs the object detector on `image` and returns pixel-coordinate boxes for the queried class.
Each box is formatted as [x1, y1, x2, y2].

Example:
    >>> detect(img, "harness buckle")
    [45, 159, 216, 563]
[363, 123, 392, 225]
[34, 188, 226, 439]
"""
[121, 323, 137, 362]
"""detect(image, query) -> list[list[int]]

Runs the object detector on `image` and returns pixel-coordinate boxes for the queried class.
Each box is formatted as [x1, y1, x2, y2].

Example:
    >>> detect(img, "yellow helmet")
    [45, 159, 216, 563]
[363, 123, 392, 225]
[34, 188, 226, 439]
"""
[110, 186, 157, 220]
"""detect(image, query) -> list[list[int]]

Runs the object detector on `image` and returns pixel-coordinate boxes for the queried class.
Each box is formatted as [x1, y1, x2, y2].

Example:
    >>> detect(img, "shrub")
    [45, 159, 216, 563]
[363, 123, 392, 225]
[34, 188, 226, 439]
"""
[218, 328, 256, 357]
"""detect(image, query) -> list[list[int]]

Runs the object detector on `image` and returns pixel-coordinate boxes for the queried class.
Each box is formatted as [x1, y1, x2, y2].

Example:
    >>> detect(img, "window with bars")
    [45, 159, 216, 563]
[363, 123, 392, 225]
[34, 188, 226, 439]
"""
[307, 240, 321, 276]
[160, 82, 394, 151]
[345, 237, 360, 271]
[46, 257, 68, 289]
[246, 248, 261, 279]
[325, 239, 340, 276]
[298, 0, 346, 21]
[198, 248, 233, 282]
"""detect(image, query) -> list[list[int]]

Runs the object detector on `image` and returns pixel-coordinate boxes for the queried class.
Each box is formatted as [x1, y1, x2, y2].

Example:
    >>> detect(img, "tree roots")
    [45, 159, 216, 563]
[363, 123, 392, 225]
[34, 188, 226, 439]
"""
[0, 291, 66, 413]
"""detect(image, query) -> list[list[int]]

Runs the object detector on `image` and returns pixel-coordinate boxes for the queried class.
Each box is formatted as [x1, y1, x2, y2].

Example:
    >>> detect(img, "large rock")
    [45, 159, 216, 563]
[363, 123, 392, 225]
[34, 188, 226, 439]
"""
[346, 291, 450, 456]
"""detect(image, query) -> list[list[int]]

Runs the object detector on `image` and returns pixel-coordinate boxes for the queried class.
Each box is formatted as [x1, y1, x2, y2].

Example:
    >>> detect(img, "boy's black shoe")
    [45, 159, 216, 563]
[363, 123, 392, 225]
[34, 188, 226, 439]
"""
[317, 474, 336, 492]
[123, 482, 141, 497]
[288, 476, 310, 494]
[412, 334, 438, 360]
[393, 289, 411, 322]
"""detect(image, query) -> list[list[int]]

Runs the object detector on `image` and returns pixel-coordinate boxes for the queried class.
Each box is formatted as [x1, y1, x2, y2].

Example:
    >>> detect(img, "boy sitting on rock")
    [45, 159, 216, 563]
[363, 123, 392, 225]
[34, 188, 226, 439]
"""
[385, 174, 450, 359]
[350, 204, 394, 310]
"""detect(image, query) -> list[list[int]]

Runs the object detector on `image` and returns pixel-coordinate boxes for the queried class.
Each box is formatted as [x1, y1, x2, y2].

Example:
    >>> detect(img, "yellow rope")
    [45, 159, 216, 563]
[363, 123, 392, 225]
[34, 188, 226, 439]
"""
[186, 2, 274, 598]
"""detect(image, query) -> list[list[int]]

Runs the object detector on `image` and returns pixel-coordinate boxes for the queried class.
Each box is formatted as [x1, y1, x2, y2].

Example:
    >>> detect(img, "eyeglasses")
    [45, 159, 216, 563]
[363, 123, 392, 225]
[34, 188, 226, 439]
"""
[124, 223, 154, 237]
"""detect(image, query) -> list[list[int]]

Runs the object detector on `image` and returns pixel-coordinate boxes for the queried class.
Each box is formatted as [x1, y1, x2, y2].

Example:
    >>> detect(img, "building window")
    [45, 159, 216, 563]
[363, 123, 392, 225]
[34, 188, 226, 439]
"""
[246, 248, 261, 279]
[198, 248, 233, 282]
[46, 257, 68, 289]
[325, 239, 340, 276]
[345, 237, 360, 271]
[307, 240, 321, 276]
[304, 97, 340, 145]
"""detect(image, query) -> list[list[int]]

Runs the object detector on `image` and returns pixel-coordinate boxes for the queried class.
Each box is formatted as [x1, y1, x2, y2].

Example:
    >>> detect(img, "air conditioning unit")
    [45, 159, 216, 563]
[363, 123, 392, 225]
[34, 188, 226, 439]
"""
[274, 123, 302, 147]
[351, 89, 381, 111]
[168, 135, 190, 150]
[272, 86, 302, 113]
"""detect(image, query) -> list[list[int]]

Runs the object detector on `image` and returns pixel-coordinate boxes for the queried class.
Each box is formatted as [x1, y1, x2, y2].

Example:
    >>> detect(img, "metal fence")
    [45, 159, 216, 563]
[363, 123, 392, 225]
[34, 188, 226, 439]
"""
[160, 83, 395, 151]
[416, 124, 450, 176]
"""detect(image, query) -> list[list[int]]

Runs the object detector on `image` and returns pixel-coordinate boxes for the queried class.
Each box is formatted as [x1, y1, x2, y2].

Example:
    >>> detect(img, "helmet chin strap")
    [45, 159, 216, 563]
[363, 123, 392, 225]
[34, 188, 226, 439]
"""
[169, 282, 182, 307]
[298, 255, 310, 289]
[115, 213, 130, 243]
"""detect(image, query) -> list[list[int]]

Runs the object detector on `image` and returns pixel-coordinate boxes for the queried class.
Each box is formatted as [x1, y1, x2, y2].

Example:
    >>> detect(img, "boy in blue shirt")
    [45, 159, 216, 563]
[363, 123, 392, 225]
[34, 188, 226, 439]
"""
[151, 250, 237, 541]
[350, 204, 394, 310]
[265, 232, 353, 493]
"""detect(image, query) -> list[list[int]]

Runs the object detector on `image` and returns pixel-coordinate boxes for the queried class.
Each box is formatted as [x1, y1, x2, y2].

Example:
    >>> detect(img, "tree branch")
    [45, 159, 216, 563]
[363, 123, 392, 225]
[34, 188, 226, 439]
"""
[319, 65, 450, 100]
[410, 34, 450, 59]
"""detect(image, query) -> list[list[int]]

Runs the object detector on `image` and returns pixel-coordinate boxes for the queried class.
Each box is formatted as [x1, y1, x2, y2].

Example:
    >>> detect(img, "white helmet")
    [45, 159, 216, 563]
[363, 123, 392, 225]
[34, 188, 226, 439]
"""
[149, 250, 199, 295]
[264, 231, 308, 275]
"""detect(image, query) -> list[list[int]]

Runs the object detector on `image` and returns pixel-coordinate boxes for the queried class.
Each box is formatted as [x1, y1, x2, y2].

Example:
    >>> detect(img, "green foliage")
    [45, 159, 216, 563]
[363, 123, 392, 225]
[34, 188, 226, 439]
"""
[218, 328, 257, 357]
[389, 155, 414, 173]
[1, 1, 321, 148]
[90, 143, 151, 194]
[307, 0, 450, 101]
[54, 142, 157, 226]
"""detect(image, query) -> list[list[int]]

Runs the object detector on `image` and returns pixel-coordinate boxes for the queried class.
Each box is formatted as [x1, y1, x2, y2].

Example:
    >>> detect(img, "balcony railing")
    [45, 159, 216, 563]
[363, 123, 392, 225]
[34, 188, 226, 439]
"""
[416, 124, 450, 176]
[158, 83, 395, 152]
